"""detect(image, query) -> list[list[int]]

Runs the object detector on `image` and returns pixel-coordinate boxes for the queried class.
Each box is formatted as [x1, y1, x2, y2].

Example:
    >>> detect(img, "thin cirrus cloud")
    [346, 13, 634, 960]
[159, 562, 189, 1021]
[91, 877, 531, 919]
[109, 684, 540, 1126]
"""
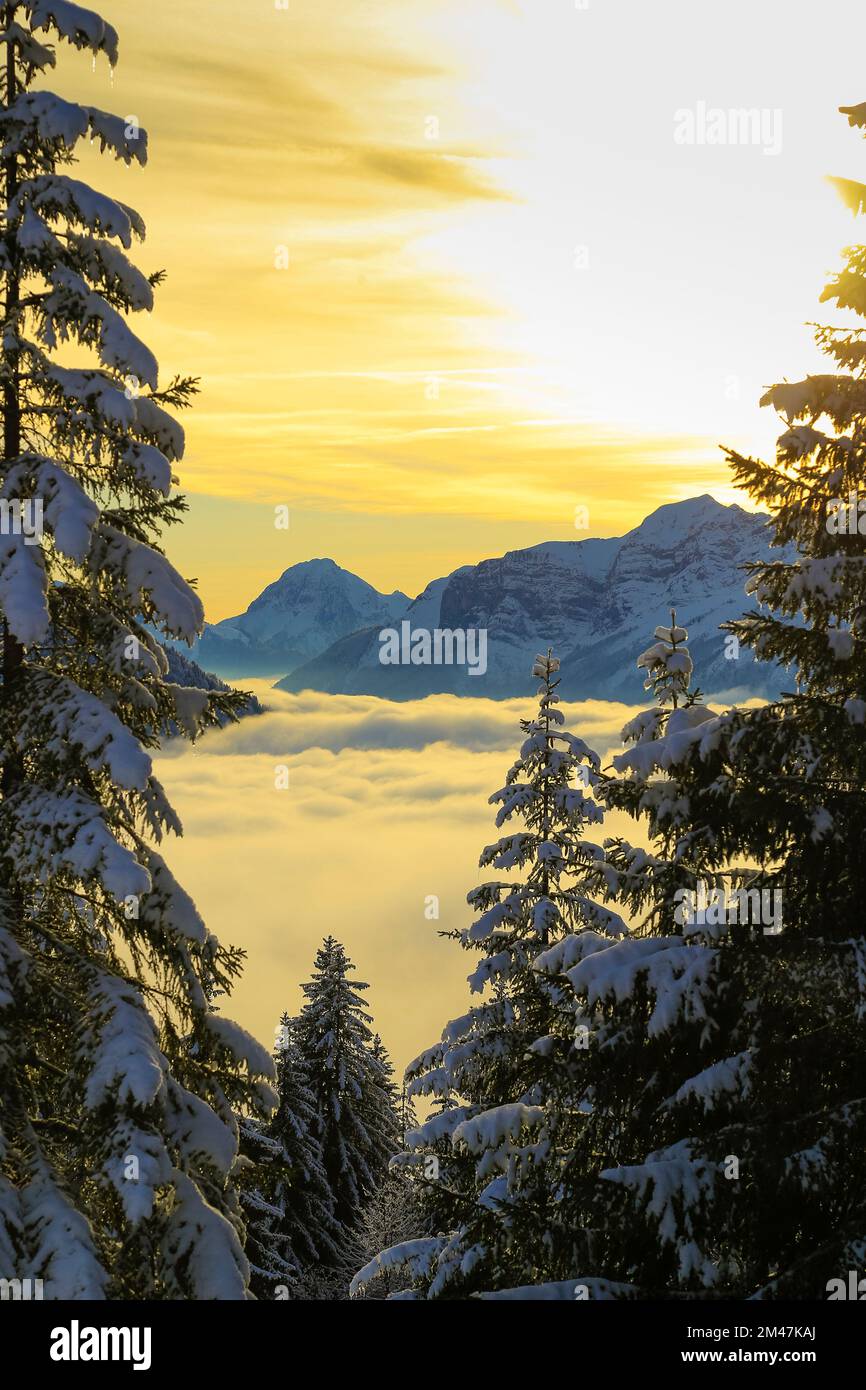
[53, 0, 550, 617]
[74, 2, 509, 212]
[129, 48, 509, 211]
[47, 0, 864, 620]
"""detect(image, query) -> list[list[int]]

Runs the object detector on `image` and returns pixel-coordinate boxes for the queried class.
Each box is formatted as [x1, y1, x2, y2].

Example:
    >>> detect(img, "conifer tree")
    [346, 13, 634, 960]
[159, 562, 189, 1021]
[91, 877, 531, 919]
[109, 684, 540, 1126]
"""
[0, 2, 273, 1298]
[293, 939, 401, 1233]
[266, 1012, 340, 1286]
[534, 102, 866, 1299]
[542, 617, 753, 1296]
[370, 1032, 409, 1142]
[235, 1117, 298, 1300]
[356, 653, 629, 1298]
[594, 98, 866, 1296]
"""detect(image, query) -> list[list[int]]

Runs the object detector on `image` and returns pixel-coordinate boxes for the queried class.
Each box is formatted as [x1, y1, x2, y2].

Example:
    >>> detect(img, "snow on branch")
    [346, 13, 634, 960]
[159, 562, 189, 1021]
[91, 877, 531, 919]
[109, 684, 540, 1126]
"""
[165, 1079, 237, 1178]
[72, 235, 154, 310]
[11, 174, 145, 248]
[0, 1171, 22, 1279]
[42, 363, 137, 428]
[452, 1103, 546, 1156]
[162, 683, 211, 739]
[534, 928, 616, 979]
[99, 1121, 171, 1224]
[0, 911, 29, 1013]
[565, 936, 718, 1038]
[2, 92, 146, 164]
[202, 1015, 277, 1081]
[90, 526, 204, 641]
[2, 454, 98, 561]
[38, 367, 182, 481]
[663, 1051, 753, 1112]
[349, 1237, 446, 1299]
[25, 0, 119, 64]
[4, 785, 151, 900]
[137, 851, 208, 953]
[21, 667, 152, 790]
[613, 704, 721, 779]
[601, 1142, 721, 1287]
[467, 948, 513, 993]
[0, 526, 48, 643]
[403, 1105, 473, 1151]
[43, 265, 158, 388]
[132, 395, 185, 461]
[83, 974, 166, 1111]
[404, 1041, 445, 1080]
[0, 20, 56, 71]
[20, 1170, 109, 1298]
[160, 1170, 249, 1300]
[477, 1277, 638, 1300]
[464, 893, 522, 943]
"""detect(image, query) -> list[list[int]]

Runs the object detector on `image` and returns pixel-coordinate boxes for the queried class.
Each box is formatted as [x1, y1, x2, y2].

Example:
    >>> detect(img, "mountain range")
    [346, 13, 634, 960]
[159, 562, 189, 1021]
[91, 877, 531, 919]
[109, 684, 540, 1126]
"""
[182, 496, 785, 703]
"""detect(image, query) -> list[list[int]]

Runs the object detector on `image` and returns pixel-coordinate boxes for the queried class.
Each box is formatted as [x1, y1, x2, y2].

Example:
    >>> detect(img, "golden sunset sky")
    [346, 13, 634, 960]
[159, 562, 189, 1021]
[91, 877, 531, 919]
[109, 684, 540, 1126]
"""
[44, 0, 863, 1076]
[55, 0, 865, 617]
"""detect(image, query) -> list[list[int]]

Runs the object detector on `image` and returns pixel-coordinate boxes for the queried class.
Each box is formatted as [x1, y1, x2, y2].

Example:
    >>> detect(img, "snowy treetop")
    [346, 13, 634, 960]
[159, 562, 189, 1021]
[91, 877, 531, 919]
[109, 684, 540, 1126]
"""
[25, 1, 119, 64]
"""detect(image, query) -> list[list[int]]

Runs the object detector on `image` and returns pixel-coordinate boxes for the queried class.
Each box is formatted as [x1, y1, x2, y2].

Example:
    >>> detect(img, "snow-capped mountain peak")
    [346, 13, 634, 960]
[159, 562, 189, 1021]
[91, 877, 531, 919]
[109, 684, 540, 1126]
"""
[191, 558, 409, 678]
[274, 496, 779, 701]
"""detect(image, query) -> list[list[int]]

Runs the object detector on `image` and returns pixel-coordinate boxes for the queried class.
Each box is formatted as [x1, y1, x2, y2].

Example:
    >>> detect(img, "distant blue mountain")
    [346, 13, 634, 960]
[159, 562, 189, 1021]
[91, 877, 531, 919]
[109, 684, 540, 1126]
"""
[274, 496, 784, 701]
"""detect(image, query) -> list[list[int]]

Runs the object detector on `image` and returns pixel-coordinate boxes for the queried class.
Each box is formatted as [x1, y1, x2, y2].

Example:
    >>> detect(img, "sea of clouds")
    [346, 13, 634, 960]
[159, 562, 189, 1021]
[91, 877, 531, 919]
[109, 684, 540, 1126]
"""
[153, 688, 656, 1074]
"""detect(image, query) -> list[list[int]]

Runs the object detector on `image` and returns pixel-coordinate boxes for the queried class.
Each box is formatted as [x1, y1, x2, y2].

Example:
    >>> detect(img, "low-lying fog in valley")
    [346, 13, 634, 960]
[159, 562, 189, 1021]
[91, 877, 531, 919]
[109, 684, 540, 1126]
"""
[156, 685, 680, 1072]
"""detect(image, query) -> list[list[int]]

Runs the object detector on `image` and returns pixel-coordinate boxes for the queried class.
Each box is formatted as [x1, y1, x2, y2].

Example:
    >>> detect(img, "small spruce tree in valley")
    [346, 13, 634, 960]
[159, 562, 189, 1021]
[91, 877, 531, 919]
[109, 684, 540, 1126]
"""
[266, 1012, 340, 1292]
[293, 938, 401, 1237]
[355, 651, 630, 1298]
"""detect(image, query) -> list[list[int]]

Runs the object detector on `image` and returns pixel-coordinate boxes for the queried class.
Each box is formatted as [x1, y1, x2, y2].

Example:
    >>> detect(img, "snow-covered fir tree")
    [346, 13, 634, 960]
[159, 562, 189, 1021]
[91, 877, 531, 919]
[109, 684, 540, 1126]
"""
[293, 939, 402, 1237]
[536, 617, 755, 1296]
[0, 2, 274, 1298]
[371, 1032, 414, 1139]
[340, 1036, 422, 1299]
[234, 1117, 298, 1300]
[556, 500, 866, 1297]
[354, 652, 630, 1298]
[264, 1012, 340, 1294]
[592, 99, 864, 1296]
[531, 97, 866, 1296]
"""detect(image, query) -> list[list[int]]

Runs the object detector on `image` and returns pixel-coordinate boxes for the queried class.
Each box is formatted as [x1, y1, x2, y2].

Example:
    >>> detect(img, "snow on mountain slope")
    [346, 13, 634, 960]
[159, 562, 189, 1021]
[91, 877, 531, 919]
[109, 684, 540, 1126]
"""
[275, 496, 786, 701]
[188, 558, 409, 678]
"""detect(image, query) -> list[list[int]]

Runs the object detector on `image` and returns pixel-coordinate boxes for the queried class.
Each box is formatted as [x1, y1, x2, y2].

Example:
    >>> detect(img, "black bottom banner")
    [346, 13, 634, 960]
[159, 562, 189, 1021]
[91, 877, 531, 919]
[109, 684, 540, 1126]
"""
[1, 1295, 857, 1377]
